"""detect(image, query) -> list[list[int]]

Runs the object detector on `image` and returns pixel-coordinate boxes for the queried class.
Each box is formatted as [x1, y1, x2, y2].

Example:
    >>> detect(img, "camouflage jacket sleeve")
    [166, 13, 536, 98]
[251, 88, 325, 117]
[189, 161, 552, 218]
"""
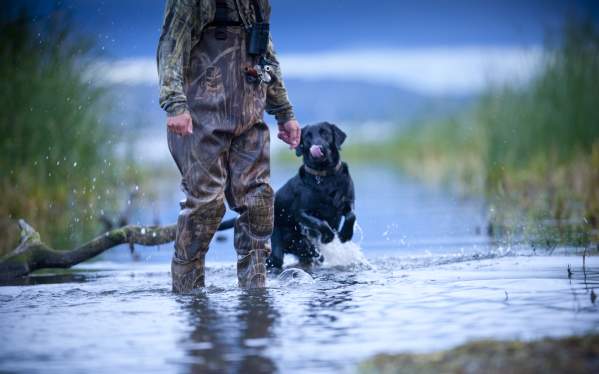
[265, 38, 295, 124]
[157, 0, 194, 117]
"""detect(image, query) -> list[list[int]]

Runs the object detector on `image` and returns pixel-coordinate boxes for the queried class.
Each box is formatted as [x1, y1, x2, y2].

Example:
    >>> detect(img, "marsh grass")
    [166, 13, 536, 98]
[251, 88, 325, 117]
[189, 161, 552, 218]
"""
[0, 8, 140, 255]
[341, 20, 599, 245]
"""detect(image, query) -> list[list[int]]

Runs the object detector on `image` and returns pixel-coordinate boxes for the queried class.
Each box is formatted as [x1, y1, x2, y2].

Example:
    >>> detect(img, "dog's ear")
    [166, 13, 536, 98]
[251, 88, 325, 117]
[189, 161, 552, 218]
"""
[295, 127, 305, 157]
[329, 123, 347, 150]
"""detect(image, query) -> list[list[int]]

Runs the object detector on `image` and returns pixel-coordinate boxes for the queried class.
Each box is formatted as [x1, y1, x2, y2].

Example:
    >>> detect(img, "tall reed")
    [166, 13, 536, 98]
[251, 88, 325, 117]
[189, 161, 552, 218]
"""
[0, 7, 134, 254]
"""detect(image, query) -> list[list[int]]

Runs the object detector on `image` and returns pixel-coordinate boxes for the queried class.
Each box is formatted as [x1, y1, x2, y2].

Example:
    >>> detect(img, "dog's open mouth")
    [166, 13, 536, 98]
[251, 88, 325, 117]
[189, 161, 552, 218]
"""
[309, 145, 324, 159]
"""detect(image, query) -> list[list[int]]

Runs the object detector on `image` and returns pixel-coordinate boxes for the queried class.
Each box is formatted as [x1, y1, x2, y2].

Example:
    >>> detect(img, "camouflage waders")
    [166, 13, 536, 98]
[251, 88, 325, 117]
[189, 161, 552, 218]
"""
[168, 17, 273, 292]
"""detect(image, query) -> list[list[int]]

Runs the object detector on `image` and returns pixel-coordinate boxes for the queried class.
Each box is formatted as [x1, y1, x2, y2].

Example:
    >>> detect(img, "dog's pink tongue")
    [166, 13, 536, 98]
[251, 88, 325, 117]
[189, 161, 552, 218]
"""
[310, 145, 324, 158]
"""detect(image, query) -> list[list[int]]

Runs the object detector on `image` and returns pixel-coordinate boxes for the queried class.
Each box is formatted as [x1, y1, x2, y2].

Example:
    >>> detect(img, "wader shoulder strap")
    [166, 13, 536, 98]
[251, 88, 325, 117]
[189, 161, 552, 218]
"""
[250, 0, 264, 24]
[210, 0, 242, 40]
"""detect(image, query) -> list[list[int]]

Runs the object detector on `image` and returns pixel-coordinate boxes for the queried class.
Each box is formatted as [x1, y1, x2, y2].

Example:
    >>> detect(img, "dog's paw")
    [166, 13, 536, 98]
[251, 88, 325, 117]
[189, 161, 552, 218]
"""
[321, 227, 335, 244]
[338, 230, 353, 243]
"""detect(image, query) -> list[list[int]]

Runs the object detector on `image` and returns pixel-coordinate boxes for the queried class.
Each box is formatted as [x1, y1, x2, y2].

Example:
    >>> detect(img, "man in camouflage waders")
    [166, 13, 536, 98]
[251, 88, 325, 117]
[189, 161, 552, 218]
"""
[157, 0, 300, 292]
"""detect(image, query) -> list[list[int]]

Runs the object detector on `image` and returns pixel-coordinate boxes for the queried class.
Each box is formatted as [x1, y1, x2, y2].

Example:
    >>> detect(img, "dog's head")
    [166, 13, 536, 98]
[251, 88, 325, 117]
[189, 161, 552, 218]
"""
[295, 122, 346, 170]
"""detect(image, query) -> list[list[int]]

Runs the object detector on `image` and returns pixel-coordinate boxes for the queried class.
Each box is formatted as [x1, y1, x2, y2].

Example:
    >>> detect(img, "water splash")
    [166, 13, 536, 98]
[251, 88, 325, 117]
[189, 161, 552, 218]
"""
[371, 245, 516, 271]
[353, 222, 365, 245]
[276, 268, 314, 286]
[318, 237, 372, 269]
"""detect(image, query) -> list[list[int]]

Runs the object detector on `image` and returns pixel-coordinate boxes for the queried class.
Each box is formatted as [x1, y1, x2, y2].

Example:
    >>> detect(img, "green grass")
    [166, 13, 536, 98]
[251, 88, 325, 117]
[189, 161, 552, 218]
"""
[0, 7, 141, 255]
[480, 21, 599, 186]
[341, 20, 599, 245]
[359, 334, 599, 374]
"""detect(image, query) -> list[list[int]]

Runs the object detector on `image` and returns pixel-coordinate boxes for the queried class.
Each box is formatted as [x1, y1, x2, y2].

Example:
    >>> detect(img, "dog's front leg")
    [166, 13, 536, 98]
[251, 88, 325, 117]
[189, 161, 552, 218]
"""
[297, 211, 335, 244]
[339, 211, 356, 243]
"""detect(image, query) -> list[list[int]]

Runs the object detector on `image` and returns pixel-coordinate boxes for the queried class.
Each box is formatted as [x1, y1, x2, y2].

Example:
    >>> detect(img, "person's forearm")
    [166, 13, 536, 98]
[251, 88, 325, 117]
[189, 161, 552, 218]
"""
[157, 0, 193, 116]
[265, 38, 295, 124]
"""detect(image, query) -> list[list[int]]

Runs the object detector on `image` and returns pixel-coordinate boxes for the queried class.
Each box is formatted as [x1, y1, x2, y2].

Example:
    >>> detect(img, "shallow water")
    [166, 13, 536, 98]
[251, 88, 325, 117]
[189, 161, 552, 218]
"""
[0, 253, 597, 373]
[1, 166, 597, 373]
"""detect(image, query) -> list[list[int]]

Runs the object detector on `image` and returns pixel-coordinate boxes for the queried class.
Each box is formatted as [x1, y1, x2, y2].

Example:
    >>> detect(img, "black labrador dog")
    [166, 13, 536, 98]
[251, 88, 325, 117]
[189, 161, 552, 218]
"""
[218, 122, 356, 268]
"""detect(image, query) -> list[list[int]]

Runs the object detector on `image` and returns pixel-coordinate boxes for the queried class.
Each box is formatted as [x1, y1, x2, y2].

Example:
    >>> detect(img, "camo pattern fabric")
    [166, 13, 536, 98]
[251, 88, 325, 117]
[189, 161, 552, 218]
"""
[157, 0, 295, 124]
[236, 249, 268, 288]
[172, 255, 207, 291]
[167, 118, 274, 292]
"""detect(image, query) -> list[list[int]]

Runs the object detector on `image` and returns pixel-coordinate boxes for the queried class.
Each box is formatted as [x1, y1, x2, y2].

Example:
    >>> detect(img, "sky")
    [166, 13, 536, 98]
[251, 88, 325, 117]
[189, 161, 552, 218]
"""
[21, 0, 599, 56]
[16, 0, 599, 95]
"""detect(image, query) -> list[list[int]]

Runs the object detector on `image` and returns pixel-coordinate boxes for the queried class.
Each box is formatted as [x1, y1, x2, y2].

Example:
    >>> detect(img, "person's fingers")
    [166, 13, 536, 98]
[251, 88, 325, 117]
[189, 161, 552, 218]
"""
[291, 133, 300, 148]
[278, 131, 289, 142]
[167, 120, 180, 134]
[281, 136, 291, 146]
[292, 125, 300, 144]
[176, 123, 186, 136]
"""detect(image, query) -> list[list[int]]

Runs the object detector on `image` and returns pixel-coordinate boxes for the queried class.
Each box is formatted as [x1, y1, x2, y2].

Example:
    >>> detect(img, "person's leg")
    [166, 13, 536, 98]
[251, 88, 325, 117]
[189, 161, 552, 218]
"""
[225, 122, 274, 288]
[167, 122, 231, 293]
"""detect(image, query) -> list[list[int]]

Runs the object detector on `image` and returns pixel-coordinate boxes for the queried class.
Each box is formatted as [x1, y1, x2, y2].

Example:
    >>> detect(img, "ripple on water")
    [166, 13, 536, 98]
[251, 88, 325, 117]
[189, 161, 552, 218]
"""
[0, 252, 598, 374]
[276, 268, 315, 286]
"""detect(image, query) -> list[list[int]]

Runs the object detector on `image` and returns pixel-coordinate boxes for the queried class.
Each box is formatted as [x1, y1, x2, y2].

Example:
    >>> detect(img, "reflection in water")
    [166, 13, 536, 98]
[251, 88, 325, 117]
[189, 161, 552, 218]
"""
[309, 273, 357, 317]
[0, 272, 91, 286]
[180, 290, 279, 373]
[0, 256, 598, 373]
[1, 166, 598, 373]
[237, 290, 279, 373]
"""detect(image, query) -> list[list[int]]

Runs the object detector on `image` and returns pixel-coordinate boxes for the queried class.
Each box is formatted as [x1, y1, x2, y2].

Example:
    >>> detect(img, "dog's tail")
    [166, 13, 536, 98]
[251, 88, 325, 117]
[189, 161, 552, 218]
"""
[218, 218, 236, 231]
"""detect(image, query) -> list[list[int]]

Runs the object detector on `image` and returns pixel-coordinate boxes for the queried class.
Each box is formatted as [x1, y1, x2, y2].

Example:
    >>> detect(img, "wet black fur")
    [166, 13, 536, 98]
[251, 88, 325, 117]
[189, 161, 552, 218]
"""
[218, 122, 356, 268]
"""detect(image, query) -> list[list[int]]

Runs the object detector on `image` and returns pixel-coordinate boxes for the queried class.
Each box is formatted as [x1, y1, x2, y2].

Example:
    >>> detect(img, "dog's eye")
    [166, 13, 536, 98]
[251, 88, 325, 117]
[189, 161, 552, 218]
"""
[319, 128, 330, 138]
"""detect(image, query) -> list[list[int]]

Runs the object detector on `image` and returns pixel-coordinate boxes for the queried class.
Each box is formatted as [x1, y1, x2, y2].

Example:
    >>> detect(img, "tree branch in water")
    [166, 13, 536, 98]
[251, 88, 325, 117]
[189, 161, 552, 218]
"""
[0, 219, 176, 281]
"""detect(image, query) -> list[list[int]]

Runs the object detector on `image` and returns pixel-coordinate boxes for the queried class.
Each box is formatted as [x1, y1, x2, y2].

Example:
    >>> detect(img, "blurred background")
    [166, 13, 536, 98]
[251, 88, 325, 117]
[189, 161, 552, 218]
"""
[1, 0, 599, 258]
[2, 2, 599, 372]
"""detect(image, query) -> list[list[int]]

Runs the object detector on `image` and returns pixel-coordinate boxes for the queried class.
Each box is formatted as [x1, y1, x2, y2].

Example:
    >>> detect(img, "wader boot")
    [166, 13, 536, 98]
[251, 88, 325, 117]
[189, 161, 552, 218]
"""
[168, 0, 273, 293]
[237, 249, 268, 288]
[172, 255, 206, 290]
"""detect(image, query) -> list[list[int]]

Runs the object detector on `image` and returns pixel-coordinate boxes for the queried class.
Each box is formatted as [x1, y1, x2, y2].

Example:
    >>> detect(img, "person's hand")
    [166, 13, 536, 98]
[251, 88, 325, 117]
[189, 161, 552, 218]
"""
[277, 119, 301, 149]
[167, 111, 193, 136]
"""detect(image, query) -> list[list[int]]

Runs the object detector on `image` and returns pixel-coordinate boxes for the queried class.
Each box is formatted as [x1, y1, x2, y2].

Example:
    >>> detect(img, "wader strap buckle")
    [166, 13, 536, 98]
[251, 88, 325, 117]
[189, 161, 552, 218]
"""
[244, 63, 273, 85]
[215, 0, 227, 40]
[212, 0, 242, 40]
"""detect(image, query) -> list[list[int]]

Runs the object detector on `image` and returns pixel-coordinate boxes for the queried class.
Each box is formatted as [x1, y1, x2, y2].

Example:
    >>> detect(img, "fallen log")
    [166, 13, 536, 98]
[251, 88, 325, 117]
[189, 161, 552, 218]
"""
[0, 219, 176, 281]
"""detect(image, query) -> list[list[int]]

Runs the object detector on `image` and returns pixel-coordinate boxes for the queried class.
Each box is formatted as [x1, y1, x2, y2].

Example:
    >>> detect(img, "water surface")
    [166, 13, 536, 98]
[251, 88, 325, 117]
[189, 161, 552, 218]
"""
[1, 166, 597, 373]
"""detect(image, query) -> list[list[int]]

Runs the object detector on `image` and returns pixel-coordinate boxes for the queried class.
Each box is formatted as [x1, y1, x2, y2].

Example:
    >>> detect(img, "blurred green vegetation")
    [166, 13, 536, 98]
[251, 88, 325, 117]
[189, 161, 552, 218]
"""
[359, 334, 599, 374]
[343, 20, 599, 245]
[0, 8, 140, 255]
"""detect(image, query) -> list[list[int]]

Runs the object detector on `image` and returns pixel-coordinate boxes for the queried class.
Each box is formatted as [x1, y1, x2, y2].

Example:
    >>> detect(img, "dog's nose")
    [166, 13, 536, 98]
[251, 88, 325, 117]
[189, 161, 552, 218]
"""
[309, 145, 324, 158]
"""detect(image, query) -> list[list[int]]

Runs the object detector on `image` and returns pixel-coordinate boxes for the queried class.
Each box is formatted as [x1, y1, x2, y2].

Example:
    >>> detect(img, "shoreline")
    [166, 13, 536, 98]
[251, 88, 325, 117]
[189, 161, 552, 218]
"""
[358, 334, 599, 374]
